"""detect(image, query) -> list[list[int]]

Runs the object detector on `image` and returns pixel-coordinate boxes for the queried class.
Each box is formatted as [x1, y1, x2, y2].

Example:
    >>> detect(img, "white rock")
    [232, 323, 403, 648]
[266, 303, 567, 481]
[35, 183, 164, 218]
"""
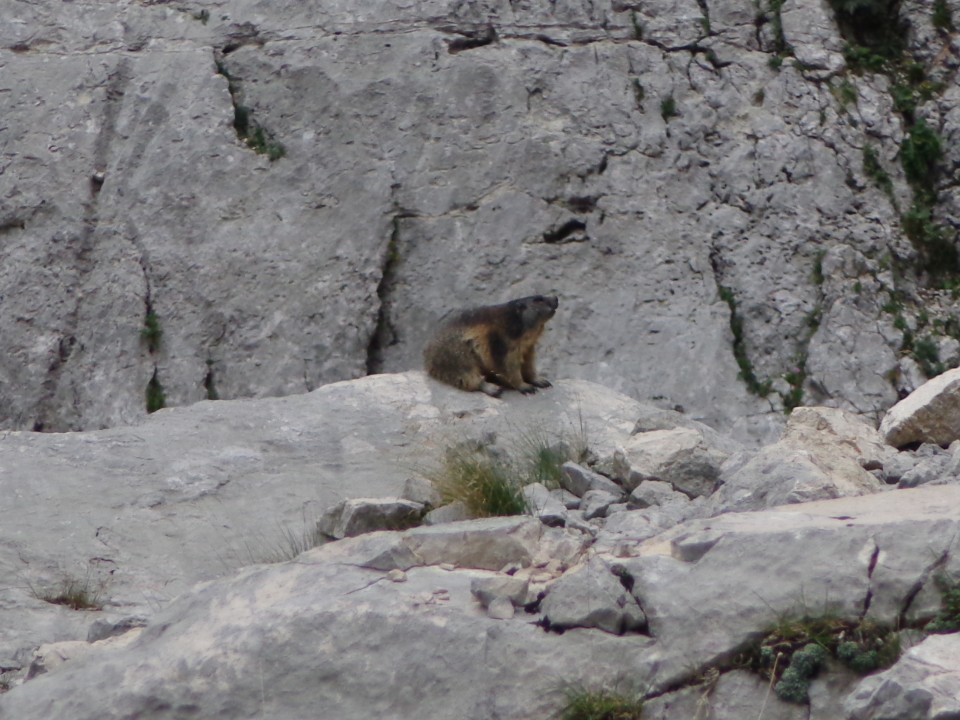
[880, 368, 960, 447]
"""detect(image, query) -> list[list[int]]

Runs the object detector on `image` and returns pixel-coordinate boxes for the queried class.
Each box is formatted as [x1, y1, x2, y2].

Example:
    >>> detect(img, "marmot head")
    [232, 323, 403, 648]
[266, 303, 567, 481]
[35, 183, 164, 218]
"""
[509, 295, 559, 330]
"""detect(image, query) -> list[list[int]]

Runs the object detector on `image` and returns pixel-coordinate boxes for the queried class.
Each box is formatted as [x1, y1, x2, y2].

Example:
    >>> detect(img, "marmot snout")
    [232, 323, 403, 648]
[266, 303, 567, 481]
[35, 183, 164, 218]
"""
[423, 295, 558, 397]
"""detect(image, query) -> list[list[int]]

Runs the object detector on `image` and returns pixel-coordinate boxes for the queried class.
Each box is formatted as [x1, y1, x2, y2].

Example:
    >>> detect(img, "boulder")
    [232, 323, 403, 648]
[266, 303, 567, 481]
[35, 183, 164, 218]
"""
[620, 427, 727, 496]
[709, 406, 886, 513]
[844, 634, 960, 720]
[559, 462, 624, 498]
[539, 559, 646, 635]
[880, 368, 960, 448]
[317, 498, 424, 539]
[522, 483, 568, 526]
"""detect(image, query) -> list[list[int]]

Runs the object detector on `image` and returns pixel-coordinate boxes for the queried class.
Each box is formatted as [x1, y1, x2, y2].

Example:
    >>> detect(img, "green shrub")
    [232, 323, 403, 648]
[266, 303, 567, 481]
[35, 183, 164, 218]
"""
[141, 310, 162, 353]
[146, 371, 166, 413]
[750, 614, 901, 704]
[933, 0, 955, 31]
[863, 145, 894, 197]
[660, 95, 678, 121]
[901, 118, 942, 195]
[925, 573, 960, 633]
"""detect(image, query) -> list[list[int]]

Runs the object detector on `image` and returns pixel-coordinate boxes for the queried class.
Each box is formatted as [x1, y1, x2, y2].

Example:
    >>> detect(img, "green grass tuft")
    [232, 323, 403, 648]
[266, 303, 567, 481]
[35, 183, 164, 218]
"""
[560, 688, 644, 720]
[433, 445, 528, 518]
[33, 575, 103, 611]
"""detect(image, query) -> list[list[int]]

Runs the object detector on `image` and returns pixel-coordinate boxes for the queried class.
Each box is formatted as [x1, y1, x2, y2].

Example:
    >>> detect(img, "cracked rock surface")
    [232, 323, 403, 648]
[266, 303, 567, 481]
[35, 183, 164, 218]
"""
[3, 372, 960, 718]
[4, 0, 960, 441]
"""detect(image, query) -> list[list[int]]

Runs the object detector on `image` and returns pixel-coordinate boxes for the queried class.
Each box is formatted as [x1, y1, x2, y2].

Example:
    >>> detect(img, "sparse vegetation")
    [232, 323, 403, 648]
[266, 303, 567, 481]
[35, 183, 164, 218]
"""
[216, 60, 286, 161]
[559, 687, 644, 720]
[745, 614, 901, 704]
[933, 0, 955, 32]
[862, 145, 894, 202]
[430, 417, 589, 518]
[146, 370, 166, 413]
[718, 285, 772, 397]
[32, 574, 104, 611]
[141, 309, 162, 353]
[257, 520, 327, 564]
[660, 95, 678, 122]
[925, 573, 960, 633]
[433, 443, 528, 518]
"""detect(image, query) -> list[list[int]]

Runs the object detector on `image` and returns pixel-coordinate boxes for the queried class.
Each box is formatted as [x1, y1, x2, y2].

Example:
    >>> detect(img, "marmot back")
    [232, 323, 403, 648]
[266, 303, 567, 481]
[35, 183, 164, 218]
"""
[423, 295, 558, 397]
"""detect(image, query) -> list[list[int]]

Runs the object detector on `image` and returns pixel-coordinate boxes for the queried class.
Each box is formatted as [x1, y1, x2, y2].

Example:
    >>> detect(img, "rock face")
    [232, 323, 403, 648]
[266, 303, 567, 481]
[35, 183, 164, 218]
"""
[4, 0, 960, 441]
[3, 373, 960, 719]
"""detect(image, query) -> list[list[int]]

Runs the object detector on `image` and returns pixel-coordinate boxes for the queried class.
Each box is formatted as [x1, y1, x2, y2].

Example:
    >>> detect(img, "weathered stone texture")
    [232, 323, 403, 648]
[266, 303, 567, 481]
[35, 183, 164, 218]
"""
[4, 0, 956, 441]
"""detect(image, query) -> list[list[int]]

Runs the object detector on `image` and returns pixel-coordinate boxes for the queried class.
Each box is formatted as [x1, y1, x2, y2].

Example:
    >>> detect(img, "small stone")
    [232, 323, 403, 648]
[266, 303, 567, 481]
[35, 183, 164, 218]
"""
[487, 596, 515, 620]
[387, 569, 407, 583]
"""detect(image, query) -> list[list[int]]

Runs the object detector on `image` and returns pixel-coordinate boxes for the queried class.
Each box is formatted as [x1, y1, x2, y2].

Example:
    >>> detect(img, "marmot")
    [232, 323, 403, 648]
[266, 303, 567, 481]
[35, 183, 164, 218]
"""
[423, 295, 558, 397]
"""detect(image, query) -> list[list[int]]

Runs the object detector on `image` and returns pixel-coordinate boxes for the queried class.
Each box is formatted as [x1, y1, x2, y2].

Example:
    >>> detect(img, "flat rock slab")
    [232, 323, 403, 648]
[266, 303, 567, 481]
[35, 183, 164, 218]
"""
[0, 547, 657, 720]
[0, 374, 656, 662]
[618, 485, 960, 684]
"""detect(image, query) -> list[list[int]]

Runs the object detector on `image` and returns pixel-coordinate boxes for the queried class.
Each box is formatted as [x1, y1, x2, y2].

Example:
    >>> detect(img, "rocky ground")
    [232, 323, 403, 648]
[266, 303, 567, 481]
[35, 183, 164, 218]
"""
[3, 0, 960, 444]
[1, 371, 959, 718]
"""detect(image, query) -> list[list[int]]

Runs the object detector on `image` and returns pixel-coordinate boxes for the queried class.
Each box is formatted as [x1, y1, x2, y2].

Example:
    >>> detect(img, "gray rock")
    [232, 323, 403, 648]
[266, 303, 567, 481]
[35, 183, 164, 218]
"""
[621, 427, 727, 496]
[708, 406, 885, 513]
[401, 476, 442, 508]
[423, 502, 471, 525]
[559, 462, 624, 498]
[643, 669, 807, 720]
[618, 486, 960, 684]
[628, 480, 691, 509]
[844, 634, 960, 720]
[539, 559, 646, 635]
[470, 575, 530, 609]
[317, 498, 424, 539]
[86, 616, 148, 644]
[522, 483, 568, 526]
[403, 517, 543, 571]
[486, 596, 516, 620]
[0, 553, 658, 720]
[580, 489, 621, 520]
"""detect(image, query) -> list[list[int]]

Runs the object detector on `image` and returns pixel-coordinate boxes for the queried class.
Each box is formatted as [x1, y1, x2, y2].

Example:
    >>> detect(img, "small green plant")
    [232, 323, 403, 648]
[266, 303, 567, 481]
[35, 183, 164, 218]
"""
[862, 145, 894, 200]
[559, 687, 644, 720]
[141, 309, 162, 353]
[33, 575, 104, 611]
[630, 11, 643, 40]
[843, 43, 887, 73]
[433, 444, 527, 518]
[660, 95, 678, 122]
[831, 78, 858, 107]
[718, 285, 772, 397]
[216, 60, 286, 161]
[933, 0, 955, 31]
[925, 573, 960, 633]
[901, 118, 942, 199]
[913, 336, 945, 377]
[748, 614, 901, 704]
[146, 370, 166, 413]
[775, 643, 826, 703]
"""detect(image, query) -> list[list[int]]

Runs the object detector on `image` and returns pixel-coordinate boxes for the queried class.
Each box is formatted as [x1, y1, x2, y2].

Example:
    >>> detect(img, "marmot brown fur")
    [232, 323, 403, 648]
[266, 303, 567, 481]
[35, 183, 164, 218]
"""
[423, 295, 558, 397]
